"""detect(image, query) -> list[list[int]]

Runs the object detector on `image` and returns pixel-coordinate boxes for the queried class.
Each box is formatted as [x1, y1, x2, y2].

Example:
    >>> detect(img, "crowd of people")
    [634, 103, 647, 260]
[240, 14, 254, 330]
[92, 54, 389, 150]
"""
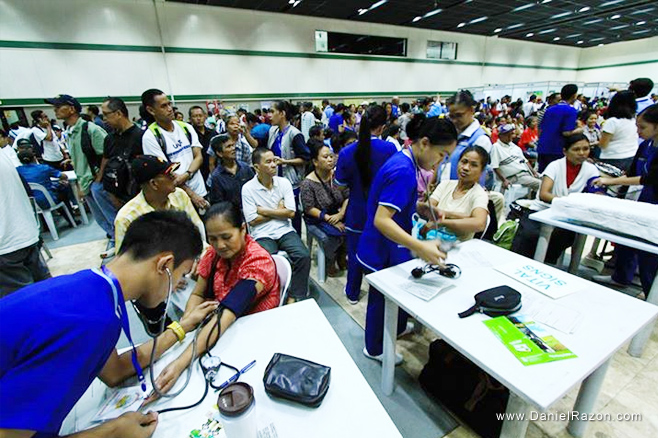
[1, 77, 657, 437]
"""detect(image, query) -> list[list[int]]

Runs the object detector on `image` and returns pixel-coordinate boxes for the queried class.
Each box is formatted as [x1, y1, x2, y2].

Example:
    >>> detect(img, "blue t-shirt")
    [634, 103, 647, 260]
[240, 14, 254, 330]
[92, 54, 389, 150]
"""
[250, 123, 271, 140]
[328, 113, 344, 133]
[16, 163, 61, 209]
[0, 270, 122, 435]
[334, 138, 397, 232]
[357, 151, 418, 272]
[538, 102, 578, 155]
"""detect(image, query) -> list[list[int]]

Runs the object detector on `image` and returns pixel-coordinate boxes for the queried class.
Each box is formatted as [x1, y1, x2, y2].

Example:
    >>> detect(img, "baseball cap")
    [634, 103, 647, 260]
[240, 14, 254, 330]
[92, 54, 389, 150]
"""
[15, 138, 34, 149]
[44, 94, 82, 113]
[131, 155, 180, 185]
[499, 124, 515, 135]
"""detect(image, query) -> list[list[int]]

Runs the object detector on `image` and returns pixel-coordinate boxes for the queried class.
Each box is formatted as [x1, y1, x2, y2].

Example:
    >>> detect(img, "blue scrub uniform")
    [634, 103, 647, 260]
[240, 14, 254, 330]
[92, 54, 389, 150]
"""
[334, 137, 397, 301]
[0, 270, 122, 436]
[357, 150, 418, 356]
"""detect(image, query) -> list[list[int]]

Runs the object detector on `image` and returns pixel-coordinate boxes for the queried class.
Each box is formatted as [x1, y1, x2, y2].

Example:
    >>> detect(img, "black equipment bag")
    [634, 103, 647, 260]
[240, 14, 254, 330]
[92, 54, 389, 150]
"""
[80, 122, 103, 175]
[458, 286, 522, 318]
[263, 353, 331, 408]
[419, 340, 510, 438]
[102, 145, 138, 200]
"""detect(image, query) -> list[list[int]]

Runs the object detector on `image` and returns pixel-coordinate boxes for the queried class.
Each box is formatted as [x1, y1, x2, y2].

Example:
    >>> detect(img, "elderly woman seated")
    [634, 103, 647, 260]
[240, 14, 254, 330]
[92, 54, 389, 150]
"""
[424, 146, 490, 241]
[300, 140, 349, 276]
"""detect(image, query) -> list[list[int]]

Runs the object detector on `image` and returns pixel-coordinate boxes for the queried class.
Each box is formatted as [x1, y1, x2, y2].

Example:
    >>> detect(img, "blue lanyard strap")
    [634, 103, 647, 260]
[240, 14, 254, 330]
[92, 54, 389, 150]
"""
[99, 266, 148, 394]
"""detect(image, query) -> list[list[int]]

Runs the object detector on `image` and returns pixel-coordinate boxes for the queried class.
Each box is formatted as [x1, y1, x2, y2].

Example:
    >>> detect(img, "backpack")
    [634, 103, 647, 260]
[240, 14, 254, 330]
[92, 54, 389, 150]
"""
[80, 122, 103, 175]
[492, 219, 519, 250]
[28, 130, 44, 157]
[102, 145, 138, 200]
[148, 121, 192, 162]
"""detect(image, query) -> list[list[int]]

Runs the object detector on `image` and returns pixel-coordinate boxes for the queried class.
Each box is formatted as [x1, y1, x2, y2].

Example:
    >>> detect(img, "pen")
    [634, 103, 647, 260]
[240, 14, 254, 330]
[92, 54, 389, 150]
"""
[216, 360, 257, 391]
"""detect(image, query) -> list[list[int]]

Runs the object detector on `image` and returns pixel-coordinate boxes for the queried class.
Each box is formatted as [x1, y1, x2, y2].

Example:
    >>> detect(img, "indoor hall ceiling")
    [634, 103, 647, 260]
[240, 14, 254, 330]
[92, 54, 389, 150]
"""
[169, 0, 658, 48]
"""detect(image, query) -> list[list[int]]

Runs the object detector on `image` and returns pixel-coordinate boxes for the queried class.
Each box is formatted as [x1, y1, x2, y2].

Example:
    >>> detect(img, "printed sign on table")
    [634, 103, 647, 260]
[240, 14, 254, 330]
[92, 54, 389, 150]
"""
[494, 261, 585, 299]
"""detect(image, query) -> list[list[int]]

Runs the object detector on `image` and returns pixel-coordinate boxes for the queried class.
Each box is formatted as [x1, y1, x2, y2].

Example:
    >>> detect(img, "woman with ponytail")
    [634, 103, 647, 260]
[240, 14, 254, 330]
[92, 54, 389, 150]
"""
[334, 105, 397, 303]
[358, 115, 458, 363]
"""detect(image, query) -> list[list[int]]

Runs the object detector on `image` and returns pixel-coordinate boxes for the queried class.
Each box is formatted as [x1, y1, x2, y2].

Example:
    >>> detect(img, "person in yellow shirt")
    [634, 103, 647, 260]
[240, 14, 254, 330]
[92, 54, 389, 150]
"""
[114, 155, 205, 251]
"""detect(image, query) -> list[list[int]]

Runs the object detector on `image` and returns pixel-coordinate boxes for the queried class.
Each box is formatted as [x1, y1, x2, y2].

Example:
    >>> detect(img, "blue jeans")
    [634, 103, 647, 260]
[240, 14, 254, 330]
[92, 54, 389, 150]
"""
[365, 285, 409, 356]
[87, 182, 118, 241]
[612, 245, 658, 296]
[345, 230, 363, 301]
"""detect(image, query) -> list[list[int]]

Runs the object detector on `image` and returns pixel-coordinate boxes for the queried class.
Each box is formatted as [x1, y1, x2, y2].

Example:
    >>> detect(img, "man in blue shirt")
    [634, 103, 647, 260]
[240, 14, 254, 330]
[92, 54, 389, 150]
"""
[328, 104, 346, 133]
[0, 211, 206, 438]
[537, 84, 582, 172]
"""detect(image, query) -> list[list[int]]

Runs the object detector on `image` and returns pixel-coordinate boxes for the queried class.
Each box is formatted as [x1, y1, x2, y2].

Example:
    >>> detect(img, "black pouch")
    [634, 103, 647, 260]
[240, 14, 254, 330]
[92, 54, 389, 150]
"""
[458, 286, 521, 318]
[263, 353, 331, 408]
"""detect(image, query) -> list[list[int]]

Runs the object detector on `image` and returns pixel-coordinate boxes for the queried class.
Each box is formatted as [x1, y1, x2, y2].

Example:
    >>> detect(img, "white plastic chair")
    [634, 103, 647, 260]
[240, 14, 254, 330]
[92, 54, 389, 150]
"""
[272, 254, 292, 307]
[29, 182, 76, 240]
[299, 193, 327, 283]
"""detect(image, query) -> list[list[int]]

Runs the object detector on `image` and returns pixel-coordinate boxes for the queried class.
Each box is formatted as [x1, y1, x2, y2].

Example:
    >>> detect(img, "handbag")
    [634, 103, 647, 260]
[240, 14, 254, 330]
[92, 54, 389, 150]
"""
[263, 353, 331, 408]
[458, 286, 522, 318]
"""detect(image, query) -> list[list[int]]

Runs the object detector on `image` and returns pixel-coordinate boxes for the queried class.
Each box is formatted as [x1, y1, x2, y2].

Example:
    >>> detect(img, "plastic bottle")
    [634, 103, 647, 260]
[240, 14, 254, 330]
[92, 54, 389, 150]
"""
[217, 382, 258, 438]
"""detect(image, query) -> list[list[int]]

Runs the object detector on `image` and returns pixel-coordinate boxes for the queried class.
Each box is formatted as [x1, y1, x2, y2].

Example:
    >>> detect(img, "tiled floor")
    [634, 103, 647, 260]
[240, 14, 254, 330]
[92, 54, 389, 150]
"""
[45, 221, 658, 438]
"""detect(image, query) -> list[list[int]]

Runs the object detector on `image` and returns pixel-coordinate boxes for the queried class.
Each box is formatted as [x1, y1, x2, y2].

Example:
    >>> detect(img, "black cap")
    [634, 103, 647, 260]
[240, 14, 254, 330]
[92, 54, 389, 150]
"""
[131, 155, 180, 185]
[44, 94, 82, 113]
[15, 138, 33, 149]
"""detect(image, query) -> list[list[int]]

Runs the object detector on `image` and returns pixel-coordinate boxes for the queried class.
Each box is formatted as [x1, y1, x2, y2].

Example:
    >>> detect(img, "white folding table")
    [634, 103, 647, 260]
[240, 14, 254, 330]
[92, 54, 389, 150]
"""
[62, 170, 89, 225]
[365, 239, 658, 438]
[530, 207, 658, 357]
[65, 300, 402, 438]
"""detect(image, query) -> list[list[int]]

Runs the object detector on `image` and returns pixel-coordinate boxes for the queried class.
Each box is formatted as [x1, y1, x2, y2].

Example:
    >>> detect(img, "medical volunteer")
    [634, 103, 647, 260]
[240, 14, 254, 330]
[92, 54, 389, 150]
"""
[357, 115, 458, 363]
[334, 105, 398, 303]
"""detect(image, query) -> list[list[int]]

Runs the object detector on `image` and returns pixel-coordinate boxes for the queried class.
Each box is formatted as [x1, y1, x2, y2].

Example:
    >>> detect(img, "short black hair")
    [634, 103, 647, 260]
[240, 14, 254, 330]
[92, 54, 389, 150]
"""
[87, 105, 100, 116]
[210, 134, 231, 155]
[205, 201, 244, 228]
[629, 78, 654, 98]
[30, 110, 45, 123]
[272, 100, 297, 121]
[335, 103, 346, 113]
[560, 84, 578, 101]
[564, 133, 589, 150]
[141, 88, 166, 109]
[188, 105, 205, 117]
[400, 102, 410, 113]
[322, 99, 330, 105]
[119, 210, 203, 268]
[302, 102, 313, 111]
[251, 146, 273, 166]
[309, 125, 323, 138]
[104, 97, 129, 118]
[447, 90, 477, 108]
[459, 145, 490, 166]
[245, 113, 260, 124]
[309, 139, 329, 161]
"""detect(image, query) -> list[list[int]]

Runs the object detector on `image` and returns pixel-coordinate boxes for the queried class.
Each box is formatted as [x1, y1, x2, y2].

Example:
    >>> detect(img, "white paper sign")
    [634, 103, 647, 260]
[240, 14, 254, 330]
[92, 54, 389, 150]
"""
[494, 262, 585, 299]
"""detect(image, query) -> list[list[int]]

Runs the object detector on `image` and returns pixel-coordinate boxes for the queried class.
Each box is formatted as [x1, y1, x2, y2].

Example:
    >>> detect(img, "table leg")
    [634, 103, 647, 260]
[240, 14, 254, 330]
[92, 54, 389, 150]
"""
[568, 233, 586, 274]
[628, 273, 658, 357]
[73, 182, 89, 225]
[500, 392, 531, 438]
[381, 297, 398, 396]
[533, 224, 554, 263]
[567, 358, 611, 438]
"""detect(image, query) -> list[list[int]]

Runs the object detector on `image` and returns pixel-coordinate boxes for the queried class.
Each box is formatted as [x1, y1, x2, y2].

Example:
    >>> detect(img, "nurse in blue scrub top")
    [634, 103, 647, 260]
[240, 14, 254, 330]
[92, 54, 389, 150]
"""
[357, 114, 458, 363]
[334, 105, 398, 304]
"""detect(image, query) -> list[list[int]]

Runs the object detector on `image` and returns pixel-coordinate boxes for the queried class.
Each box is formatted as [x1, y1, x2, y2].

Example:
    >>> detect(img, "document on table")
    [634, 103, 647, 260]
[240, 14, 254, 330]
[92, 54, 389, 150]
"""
[92, 386, 143, 422]
[521, 297, 582, 334]
[494, 261, 586, 299]
[398, 277, 455, 301]
[446, 246, 493, 269]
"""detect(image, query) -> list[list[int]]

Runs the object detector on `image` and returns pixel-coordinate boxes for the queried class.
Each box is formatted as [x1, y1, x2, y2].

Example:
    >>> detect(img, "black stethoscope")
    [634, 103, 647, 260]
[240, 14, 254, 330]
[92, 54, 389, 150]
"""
[411, 263, 462, 279]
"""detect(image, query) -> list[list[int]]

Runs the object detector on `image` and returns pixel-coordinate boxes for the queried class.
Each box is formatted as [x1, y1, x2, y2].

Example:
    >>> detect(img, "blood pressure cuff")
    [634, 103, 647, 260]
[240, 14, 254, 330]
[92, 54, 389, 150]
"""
[220, 279, 257, 317]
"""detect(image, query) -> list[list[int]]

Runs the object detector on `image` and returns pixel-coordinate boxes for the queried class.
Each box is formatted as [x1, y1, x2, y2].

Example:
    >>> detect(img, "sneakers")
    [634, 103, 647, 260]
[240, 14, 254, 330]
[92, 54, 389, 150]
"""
[347, 298, 359, 305]
[398, 320, 422, 338]
[591, 275, 629, 288]
[581, 255, 604, 273]
[363, 347, 403, 365]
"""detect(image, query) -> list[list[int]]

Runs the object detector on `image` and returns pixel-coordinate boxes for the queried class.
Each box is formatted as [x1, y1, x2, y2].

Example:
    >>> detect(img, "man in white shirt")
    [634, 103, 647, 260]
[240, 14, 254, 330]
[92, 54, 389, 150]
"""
[490, 124, 541, 192]
[0, 130, 21, 167]
[242, 147, 310, 302]
[0, 151, 51, 297]
[522, 95, 538, 117]
[30, 110, 66, 169]
[629, 78, 654, 115]
[300, 102, 317, 141]
[140, 89, 209, 211]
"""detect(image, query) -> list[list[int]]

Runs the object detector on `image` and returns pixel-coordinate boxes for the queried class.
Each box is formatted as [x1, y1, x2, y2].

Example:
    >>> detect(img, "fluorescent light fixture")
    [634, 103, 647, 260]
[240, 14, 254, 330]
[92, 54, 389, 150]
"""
[358, 9, 368, 15]
[469, 16, 488, 24]
[538, 28, 557, 34]
[610, 24, 629, 30]
[413, 16, 422, 22]
[566, 33, 582, 38]
[552, 11, 572, 19]
[600, 0, 624, 7]
[636, 21, 646, 25]
[553, 37, 560, 41]
[512, 4, 535, 12]
[579, 7, 591, 13]
[610, 14, 621, 19]
[292, 0, 301, 6]
[289, 0, 295, 3]
[526, 32, 534, 37]
[542, 0, 552, 3]
[506, 23, 524, 29]
[583, 18, 603, 25]
[598, 44, 604, 46]
[590, 37, 605, 41]
[457, 22, 466, 28]
[494, 28, 502, 33]
[424, 8, 442, 18]
[577, 40, 584, 44]
[358, 0, 387, 15]
[632, 7, 655, 15]
[633, 29, 651, 34]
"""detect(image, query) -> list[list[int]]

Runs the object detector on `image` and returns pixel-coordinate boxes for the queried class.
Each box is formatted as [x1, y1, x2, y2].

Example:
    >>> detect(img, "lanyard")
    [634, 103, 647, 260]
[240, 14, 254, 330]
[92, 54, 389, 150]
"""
[97, 266, 148, 395]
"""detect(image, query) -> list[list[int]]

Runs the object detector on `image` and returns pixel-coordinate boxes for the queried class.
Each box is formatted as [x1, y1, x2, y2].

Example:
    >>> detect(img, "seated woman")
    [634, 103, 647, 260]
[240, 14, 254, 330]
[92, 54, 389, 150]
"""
[149, 201, 280, 397]
[426, 146, 490, 241]
[16, 148, 77, 226]
[300, 141, 349, 276]
[518, 116, 539, 161]
[517, 133, 600, 263]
